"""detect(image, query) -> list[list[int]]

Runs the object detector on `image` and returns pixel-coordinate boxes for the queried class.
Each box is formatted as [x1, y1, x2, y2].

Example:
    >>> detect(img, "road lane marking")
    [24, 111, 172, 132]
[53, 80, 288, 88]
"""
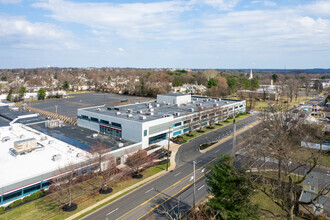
[115, 157, 217, 220]
[145, 188, 154, 193]
[198, 185, 205, 191]
[137, 170, 212, 220]
[215, 150, 219, 153]
[189, 176, 194, 181]
[174, 172, 181, 177]
[201, 168, 205, 173]
[107, 208, 118, 216]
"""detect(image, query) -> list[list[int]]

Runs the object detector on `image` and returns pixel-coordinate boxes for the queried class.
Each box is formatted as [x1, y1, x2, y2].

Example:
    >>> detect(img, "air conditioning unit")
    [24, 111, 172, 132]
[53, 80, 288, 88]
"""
[173, 112, 181, 116]
[156, 104, 160, 107]
[146, 112, 154, 116]
[126, 109, 133, 113]
[148, 105, 153, 109]
[115, 112, 121, 115]
[189, 108, 194, 112]
[213, 103, 219, 107]
[137, 110, 143, 114]
[127, 114, 133, 118]
[118, 143, 124, 147]
[139, 115, 147, 120]
[149, 108, 154, 112]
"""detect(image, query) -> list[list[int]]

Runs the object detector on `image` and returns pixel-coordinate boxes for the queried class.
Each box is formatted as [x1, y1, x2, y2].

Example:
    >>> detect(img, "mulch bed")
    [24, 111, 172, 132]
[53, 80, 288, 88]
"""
[62, 203, 77, 212]
[99, 188, 113, 194]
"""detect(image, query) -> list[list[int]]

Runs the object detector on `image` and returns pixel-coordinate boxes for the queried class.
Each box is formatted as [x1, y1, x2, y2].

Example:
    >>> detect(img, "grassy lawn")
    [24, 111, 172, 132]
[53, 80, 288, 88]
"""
[182, 113, 250, 143]
[252, 191, 303, 220]
[252, 96, 315, 111]
[296, 147, 330, 167]
[66, 91, 93, 95]
[0, 163, 169, 220]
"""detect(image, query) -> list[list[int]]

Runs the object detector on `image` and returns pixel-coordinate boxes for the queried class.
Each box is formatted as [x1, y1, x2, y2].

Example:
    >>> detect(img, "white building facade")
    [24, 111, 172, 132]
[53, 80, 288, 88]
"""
[77, 94, 246, 149]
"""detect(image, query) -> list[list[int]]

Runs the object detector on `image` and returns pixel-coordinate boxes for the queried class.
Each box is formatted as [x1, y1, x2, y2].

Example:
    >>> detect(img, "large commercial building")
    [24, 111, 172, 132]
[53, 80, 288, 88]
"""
[78, 94, 246, 149]
[0, 123, 93, 206]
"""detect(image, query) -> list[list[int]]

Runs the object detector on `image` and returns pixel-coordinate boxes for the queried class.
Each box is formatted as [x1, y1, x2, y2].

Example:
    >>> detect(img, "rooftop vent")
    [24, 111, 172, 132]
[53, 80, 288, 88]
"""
[203, 99, 207, 102]
[115, 112, 121, 115]
[127, 114, 133, 118]
[149, 108, 154, 112]
[96, 108, 101, 111]
[52, 154, 62, 161]
[156, 104, 160, 107]
[76, 152, 84, 158]
[137, 110, 144, 114]
[139, 115, 147, 120]
[174, 112, 181, 116]
[92, 133, 98, 138]
[213, 103, 219, 107]
[167, 103, 171, 106]
[218, 98, 222, 101]
[126, 109, 133, 113]
[118, 143, 124, 148]
[189, 108, 194, 112]
[213, 100, 217, 102]
[175, 104, 180, 107]
[196, 103, 202, 106]
[225, 101, 229, 104]
[148, 105, 153, 109]
[162, 114, 171, 118]
[146, 112, 154, 116]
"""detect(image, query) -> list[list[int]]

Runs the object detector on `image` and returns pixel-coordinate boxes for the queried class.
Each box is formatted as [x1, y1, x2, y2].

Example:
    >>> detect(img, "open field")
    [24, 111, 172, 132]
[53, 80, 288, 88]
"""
[0, 163, 168, 220]
[27, 92, 153, 118]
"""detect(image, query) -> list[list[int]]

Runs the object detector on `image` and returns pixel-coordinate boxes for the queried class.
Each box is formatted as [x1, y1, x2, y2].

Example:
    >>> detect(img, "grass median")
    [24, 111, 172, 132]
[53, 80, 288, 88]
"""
[0, 163, 169, 220]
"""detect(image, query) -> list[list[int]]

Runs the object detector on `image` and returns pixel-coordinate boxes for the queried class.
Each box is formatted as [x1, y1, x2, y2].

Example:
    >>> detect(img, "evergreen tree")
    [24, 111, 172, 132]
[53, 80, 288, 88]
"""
[62, 81, 69, 91]
[7, 88, 13, 101]
[206, 155, 259, 219]
[38, 88, 46, 100]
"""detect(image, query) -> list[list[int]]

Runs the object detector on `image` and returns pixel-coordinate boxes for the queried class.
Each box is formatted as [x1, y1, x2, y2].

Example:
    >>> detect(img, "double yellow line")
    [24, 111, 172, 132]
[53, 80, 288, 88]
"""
[115, 157, 217, 220]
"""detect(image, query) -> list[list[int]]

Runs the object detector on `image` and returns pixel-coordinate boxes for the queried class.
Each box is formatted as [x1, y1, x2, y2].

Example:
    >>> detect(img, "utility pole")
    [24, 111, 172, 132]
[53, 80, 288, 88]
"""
[193, 160, 196, 208]
[166, 127, 172, 171]
[55, 105, 58, 115]
[231, 107, 237, 159]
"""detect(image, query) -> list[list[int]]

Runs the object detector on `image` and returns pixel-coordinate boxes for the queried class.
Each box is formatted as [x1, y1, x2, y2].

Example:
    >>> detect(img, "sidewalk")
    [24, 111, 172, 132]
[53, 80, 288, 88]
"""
[66, 143, 180, 220]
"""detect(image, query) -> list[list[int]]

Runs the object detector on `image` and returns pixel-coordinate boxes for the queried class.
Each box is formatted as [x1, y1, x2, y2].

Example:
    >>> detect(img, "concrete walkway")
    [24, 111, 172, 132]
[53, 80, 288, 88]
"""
[66, 143, 180, 220]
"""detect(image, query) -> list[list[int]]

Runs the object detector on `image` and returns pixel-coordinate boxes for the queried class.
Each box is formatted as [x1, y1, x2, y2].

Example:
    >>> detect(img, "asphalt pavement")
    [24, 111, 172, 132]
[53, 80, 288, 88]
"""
[83, 115, 259, 220]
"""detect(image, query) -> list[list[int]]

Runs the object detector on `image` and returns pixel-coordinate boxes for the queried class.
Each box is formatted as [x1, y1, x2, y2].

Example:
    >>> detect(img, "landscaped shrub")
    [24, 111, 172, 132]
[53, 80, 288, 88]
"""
[8, 199, 23, 209]
[0, 206, 5, 213]
[22, 189, 46, 202]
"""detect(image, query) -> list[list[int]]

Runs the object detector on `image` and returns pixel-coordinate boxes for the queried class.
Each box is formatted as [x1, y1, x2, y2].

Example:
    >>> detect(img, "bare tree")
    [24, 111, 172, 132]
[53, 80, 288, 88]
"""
[240, 110, 327, 220]
[125, 149, 149, 178]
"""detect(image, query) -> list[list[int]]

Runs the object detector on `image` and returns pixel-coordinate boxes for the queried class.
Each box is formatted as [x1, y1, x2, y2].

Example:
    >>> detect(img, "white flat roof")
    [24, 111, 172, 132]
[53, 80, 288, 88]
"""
[0, 124, 91, 194]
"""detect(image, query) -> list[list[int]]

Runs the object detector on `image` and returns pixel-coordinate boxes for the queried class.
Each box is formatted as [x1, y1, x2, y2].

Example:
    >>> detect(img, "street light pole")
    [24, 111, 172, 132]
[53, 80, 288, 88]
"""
[193, 160, 196, 208]
[231, 107, 237, 159]
[55, 105, 58, 115]
[166, 127, 172, 171]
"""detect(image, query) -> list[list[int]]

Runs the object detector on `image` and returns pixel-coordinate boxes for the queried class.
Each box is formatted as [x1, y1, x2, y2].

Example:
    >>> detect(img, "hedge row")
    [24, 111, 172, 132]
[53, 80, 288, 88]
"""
[0, 189, 47, 213]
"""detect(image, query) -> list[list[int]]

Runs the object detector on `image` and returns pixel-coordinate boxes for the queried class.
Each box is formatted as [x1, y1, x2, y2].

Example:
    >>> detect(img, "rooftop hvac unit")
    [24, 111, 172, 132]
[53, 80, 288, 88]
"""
[115, 112, 121, 115]
[148, 105, 153, 109]
[127, 114, 133, 118]
[139, 115, 147, 120]
[52, 154, 62, 161]
[92, 133, 98, 138]
[96, 108, 101, 111]
[196, 103, 202, 106]
[20, 134, 25, 139]
[189, 108, 194, 112]
[175, 104, 180, 107]
[225, 101, 229, 104]
[193, 98, 198, 101]
[167, 103, 170, 105]
[192, 101, 195, 104]
[162, 114, 171, 118]
[76, 152, 84, 158]
[203, 99, 207, 102]
[156, 104, 160, 107]
[149, 108, 154, 112]
[118, 143, 124, 148]
[48, 140, 54, 144]
[218, 98, 222, 101]
[213, 103, 219, 107]
[137, 110, 144, 114]
[126, 109, 133, 113]
[174, 112, 181, 116]
[146, 112, 154, 116]
[213, 100, 217, 102]
[40, 136, 47, 141]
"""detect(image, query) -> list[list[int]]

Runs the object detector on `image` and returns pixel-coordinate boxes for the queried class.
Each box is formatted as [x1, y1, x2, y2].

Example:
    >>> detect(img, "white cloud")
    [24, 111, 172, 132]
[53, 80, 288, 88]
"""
[201, 0, 240, 10]
[31, 0, 330, 54]
[0, 14, 78, 49]
[263, 1, 276, 7]
[0, 0, 22, 4]
[118, 48, 124, 52]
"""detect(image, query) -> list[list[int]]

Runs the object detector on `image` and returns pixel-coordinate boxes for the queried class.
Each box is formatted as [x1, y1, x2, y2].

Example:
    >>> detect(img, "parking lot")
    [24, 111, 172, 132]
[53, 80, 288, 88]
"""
[27, 92, 153, 118]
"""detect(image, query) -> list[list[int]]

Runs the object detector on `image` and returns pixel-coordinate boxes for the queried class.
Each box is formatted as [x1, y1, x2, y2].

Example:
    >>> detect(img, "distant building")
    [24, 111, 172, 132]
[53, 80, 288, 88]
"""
[171, 84, 207, 95]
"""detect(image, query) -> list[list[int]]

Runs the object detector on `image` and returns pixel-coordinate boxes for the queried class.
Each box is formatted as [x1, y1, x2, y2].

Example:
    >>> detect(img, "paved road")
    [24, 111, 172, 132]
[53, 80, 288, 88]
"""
[84, 115, 259, 220]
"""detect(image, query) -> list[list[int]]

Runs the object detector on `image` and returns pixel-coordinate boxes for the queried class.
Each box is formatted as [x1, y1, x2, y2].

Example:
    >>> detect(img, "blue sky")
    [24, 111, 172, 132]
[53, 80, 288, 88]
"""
[1, 0, 330, 69]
